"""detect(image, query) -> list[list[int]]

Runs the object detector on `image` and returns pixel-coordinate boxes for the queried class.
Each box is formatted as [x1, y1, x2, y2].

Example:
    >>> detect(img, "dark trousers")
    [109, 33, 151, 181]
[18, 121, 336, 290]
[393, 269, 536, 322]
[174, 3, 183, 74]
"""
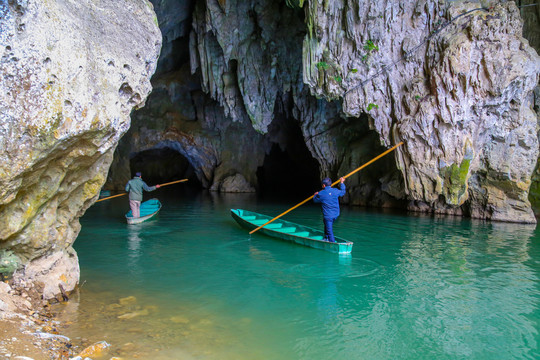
[323, 217, 336, 242]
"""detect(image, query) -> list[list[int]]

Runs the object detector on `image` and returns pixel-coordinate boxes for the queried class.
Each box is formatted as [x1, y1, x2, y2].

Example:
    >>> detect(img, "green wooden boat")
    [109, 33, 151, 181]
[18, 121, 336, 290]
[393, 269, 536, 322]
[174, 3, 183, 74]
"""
[126, 198, 161, 224]
[231, 209, 353, 254]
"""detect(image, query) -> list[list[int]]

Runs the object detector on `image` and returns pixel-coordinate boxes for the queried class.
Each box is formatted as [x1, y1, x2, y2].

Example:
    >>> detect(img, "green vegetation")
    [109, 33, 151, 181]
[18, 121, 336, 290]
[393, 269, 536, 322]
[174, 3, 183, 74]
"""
[361, 40, 379, 66]
[285, 0, 306, 9]
[315, 57, 344, 86]
[441, 158, 471, 205]
[316, 61, 329, 70]
[367, 103, 378, 112]
[363, 40, 379, 53]
[529, 174, 540, 215]
[0, 250, 19, 280]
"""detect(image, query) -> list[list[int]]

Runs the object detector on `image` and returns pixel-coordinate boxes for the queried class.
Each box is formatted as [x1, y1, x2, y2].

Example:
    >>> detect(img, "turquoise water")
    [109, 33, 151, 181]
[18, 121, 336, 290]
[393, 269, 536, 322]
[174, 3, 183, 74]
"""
[57, 189, 540, 359]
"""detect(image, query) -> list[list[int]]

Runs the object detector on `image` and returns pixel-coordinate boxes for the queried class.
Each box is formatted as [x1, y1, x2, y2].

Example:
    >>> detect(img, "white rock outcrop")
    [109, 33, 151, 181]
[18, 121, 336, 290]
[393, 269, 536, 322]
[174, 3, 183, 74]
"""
[0, 0, 161, 298]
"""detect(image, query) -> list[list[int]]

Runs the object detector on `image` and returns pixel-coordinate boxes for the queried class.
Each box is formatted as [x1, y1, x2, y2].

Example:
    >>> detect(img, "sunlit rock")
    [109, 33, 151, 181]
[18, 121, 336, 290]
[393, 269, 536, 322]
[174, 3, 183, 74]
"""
[11, 249, 78, 301]
[0, 0, 161, 298]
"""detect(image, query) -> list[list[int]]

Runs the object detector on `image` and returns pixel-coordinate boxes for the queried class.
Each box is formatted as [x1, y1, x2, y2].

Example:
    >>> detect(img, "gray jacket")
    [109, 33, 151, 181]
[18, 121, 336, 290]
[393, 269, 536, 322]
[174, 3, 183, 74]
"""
[125, 177, 156, 201]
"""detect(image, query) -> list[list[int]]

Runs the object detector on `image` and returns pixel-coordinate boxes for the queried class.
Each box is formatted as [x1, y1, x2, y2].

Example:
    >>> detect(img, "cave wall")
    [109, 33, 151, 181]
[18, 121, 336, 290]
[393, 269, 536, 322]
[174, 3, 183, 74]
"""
[109, 0, 539, 223]
[0, 0, 161, 298]
[519, 0, 540, 215]
[110, 0, 402, 201]
[106, 63, 266, 192]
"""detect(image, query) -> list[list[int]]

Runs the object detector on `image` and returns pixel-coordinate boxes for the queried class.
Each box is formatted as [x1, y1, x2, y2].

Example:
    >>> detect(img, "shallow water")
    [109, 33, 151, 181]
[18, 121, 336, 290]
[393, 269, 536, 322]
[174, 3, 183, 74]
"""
[54, 188, 540, 359]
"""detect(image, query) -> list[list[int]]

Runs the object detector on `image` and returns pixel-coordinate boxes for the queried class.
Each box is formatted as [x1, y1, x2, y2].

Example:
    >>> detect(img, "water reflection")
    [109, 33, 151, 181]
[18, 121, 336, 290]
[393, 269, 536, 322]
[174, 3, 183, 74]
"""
[391, 217, 539, 358]
[127, 225, 142, 255]
[127, 224, 145, 282]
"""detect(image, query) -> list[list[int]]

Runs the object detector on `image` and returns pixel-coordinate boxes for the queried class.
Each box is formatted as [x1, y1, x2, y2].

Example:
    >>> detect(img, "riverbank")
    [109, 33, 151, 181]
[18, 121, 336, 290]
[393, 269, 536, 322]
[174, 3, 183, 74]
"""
[0, 281, 108, 360]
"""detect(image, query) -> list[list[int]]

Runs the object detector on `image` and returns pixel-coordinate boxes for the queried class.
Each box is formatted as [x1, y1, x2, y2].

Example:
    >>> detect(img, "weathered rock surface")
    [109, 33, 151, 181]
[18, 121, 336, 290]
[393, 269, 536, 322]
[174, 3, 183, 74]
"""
[106, 63, 268, 191]
[0, 0, 161, 298]
[108, 0, 313, 192]
[520, 0, 540, 216]
[109, 0, 539, 224]
[303, 0, 540, 222]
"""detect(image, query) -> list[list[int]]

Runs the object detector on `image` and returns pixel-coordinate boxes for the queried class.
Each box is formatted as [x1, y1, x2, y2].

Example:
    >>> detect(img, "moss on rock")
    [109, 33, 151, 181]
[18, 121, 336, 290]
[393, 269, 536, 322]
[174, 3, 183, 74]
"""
[441, 158, 471, 205]
[0, 250, 19, 280]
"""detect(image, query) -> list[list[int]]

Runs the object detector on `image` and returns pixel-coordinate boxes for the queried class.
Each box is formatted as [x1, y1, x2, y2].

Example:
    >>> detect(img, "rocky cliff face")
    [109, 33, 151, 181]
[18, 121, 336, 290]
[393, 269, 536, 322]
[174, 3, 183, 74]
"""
[115, 0, 538, 222]
[303, 1, 539, 222]
[0, 0, 161, 299]
[520, 0, 540, 215]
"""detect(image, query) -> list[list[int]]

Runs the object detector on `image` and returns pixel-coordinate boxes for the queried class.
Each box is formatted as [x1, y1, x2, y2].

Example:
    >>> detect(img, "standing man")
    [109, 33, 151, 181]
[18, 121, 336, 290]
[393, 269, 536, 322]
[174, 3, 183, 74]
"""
[313, 177, 346, 242]
[125, 172, 160, 218]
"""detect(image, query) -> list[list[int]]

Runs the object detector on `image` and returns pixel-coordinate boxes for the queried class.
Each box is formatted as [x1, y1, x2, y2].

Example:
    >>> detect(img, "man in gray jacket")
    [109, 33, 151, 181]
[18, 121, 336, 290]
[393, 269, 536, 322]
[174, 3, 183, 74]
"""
[125, 172, 160, 218]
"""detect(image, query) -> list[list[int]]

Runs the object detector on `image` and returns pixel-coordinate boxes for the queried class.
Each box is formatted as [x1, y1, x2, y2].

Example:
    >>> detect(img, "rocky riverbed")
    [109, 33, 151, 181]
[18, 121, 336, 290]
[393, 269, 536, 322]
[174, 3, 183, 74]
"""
[0, 282, 112, 360]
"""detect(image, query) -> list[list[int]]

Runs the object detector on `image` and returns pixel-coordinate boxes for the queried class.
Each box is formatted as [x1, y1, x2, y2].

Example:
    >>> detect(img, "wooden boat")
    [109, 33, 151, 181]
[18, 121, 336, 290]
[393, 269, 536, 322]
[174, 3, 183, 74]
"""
[99, 189, 111, 198]
[126, 199, 161, 225]
[231, 209, 353, 254]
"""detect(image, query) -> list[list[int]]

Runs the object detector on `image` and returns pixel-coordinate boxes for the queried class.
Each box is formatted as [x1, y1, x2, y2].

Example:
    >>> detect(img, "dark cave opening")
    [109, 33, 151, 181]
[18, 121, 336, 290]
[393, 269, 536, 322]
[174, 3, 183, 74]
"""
[129, 147, 201, 188]
[256, 126, 320, 200]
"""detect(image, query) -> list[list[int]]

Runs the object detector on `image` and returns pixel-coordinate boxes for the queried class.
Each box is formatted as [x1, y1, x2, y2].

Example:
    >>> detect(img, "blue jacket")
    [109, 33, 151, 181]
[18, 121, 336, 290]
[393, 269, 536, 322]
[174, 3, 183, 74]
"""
[313, 183, 346, 219]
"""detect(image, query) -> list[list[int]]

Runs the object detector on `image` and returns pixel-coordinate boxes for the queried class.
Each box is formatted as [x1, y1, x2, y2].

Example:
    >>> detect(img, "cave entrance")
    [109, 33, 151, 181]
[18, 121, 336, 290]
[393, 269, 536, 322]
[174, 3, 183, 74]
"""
[256, 125, 320, 200]
[129, 147, 201, 189]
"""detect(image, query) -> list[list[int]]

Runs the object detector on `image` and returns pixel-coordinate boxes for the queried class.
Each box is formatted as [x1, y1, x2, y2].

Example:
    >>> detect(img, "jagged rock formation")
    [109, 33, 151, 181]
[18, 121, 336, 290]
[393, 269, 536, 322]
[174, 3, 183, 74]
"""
[303, 1, 539, 222]
[519, 0, 540, 215]
[109, 0, 404, 205]
[0, 0, 161, 299]
[112, 0, 539, 223]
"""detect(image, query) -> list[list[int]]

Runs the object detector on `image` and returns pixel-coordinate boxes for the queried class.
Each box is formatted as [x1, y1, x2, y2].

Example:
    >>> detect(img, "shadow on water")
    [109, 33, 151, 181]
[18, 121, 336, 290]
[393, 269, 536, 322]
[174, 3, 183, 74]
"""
[56, 189, 540, 360]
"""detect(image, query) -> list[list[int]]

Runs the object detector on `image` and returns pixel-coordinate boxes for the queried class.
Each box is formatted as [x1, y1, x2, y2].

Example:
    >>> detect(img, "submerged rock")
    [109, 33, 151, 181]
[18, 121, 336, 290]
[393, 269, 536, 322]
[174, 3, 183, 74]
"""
[75, 340, 110, 359]
[118, 296, 137, 306]
[117, 309, 149, 319]
[170, 315, 190, 324]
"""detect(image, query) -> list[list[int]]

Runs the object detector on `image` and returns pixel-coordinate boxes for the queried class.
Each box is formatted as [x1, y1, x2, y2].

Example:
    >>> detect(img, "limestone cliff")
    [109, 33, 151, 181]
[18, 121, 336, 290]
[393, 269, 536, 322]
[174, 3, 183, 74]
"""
[111, 0, 405, 203]
[115, 0, 539, 223]
[303, 0, 539, 222]
[0, 0, 161, 299]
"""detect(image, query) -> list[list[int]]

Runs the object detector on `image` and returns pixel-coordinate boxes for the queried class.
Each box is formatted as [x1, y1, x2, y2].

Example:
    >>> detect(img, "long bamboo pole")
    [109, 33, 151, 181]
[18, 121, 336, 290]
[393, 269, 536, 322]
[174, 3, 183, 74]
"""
[158, 179, 189, 187]
[95, 178, 189, 202]
[95, 193, 127, 202]
[249, 142, 404, 234]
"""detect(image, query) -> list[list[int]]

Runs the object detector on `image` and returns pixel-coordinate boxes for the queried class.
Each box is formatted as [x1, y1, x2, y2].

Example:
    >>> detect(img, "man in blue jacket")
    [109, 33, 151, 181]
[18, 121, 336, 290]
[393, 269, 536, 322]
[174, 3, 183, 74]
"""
[313, 177, 346, 242]
[125, 172, 160, 218]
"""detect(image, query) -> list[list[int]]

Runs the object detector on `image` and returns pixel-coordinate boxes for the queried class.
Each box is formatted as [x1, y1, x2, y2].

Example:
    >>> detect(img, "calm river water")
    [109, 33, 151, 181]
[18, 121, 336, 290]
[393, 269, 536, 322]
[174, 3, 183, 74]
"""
[53, 188, 540, 359]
